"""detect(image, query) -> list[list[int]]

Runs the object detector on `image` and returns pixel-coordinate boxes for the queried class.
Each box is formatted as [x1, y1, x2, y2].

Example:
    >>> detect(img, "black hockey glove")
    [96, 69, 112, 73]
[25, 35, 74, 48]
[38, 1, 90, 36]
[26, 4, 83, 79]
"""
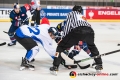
[55, 37, 61, 43]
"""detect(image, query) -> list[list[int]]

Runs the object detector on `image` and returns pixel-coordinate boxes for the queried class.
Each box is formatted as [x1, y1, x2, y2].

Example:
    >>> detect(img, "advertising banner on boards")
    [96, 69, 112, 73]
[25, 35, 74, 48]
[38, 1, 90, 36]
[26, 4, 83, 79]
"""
[40, 9, 72, 19]
[86, 6, 120, 20]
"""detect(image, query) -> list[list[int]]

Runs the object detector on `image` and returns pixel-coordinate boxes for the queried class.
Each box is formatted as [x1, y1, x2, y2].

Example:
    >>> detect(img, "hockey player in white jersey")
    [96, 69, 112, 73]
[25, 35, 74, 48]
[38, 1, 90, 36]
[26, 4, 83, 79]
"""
[14, 17, 58, 70]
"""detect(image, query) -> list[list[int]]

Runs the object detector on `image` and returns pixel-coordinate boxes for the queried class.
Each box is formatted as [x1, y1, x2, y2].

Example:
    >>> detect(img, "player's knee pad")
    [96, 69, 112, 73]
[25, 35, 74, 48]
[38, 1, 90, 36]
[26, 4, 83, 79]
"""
[25, 46, 39, 61]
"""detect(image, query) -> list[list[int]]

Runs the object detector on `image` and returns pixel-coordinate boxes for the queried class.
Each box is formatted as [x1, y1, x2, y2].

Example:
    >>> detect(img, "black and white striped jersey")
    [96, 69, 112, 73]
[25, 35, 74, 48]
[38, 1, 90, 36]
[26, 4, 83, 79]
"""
[63, 11, 91, 37]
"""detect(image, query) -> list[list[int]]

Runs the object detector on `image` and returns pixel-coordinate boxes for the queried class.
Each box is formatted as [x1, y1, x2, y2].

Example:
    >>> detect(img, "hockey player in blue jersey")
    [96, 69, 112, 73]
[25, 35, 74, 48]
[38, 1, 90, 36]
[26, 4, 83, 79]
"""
[14, 17, 58, 70]
[8, 3, 20, 46]
[8, 3, 30, 46]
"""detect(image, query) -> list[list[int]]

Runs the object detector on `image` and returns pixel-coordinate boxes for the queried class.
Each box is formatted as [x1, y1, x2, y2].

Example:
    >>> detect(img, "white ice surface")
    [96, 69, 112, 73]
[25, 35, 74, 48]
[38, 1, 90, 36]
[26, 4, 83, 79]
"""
[0, 22, 120, 80]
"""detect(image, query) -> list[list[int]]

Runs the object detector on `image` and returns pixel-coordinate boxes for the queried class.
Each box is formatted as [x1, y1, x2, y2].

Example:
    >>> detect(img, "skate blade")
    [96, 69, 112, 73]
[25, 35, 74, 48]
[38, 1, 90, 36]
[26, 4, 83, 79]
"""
[20, 67, 25, 71]
[50, 71, 58, 76]
[29, 68, 35, 71]
[20, 67, 35, 71]
[90, 65, 102, 73]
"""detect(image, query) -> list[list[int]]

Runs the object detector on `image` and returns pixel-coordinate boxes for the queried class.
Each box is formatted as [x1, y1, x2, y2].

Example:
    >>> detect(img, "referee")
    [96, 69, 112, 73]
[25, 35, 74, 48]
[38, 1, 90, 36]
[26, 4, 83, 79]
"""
[50, 5, 103, 72]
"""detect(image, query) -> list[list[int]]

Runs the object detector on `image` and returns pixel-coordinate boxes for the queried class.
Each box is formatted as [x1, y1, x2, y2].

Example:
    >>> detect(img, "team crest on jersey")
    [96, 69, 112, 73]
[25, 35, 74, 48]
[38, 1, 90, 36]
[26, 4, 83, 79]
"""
[15, 17, 17, 19]
[22, 14, 25, 16]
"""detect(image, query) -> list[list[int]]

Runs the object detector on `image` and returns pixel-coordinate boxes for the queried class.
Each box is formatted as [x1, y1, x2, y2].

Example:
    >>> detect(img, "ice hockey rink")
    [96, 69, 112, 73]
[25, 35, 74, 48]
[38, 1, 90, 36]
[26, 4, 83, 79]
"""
[0, 22, 120, 80]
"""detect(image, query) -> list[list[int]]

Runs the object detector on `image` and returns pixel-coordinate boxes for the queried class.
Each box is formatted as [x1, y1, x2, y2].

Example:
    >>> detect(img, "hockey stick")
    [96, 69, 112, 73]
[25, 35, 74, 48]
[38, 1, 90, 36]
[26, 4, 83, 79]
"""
[3, 18, 30, 34]
[73, 58, 90, 69]
[0, 42, 6, 46]
[3, 31, 8, 34]
[64, 50, 90, 69]
[22, 17, 30, 23]
[75, 49, 120, 63]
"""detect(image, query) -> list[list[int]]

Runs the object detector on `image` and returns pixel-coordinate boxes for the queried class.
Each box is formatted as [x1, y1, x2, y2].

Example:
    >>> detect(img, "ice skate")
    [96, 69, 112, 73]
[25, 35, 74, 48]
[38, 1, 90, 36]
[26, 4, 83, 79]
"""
[20, 57, 35, 71]
[50, 66, 58, 76]
[8, 42, 16, 46]
[92, 62, 103, 73]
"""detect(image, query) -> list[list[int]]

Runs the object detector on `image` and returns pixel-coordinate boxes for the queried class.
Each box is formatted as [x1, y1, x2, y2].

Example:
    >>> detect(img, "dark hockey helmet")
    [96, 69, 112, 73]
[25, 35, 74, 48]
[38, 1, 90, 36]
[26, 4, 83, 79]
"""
[48, 27, 58, 36]
[14, 3, 20, 9]
[72, 5, 83, 13]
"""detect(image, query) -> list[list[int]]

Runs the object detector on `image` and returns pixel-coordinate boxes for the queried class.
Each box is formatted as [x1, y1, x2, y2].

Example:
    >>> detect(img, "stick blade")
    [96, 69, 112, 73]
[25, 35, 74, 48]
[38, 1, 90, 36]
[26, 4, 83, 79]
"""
[3, 31, 8, 34]
[78, 64, 90, 69]
[0, 42, 6, 46]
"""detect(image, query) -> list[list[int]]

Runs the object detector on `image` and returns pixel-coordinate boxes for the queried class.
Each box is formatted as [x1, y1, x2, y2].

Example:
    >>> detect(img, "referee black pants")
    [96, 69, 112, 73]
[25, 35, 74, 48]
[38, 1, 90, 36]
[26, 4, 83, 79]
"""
[53, 26, 102, 67]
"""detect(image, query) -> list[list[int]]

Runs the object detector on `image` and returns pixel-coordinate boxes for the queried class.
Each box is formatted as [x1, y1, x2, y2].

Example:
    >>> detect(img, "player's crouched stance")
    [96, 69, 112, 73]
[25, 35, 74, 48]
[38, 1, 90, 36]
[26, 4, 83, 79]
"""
[14, 17, 57, 70]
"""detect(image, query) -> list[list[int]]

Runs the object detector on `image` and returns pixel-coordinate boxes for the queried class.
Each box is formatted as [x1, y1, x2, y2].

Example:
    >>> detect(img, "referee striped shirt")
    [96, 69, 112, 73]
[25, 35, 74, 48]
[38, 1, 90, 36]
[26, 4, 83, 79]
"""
[63, 11, 91, 37]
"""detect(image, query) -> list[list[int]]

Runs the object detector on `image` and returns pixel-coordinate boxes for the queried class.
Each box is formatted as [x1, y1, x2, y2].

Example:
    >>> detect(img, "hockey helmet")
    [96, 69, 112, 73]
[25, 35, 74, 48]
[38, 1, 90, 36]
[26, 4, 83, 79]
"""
[48, 27, 58, 36]
[31, 0, 40, 9]
[14, 3, 20, 9]
[72, 5, 83, 13]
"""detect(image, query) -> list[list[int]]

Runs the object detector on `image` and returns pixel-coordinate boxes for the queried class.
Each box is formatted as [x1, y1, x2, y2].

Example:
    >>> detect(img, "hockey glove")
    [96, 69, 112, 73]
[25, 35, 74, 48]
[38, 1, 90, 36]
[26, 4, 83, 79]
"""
[55, 37, 61, 43]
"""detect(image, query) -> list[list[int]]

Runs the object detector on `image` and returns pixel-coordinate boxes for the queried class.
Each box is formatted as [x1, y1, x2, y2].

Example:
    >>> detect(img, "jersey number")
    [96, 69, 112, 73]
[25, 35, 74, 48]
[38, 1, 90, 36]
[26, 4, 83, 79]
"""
[27, 27, 40, 35]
